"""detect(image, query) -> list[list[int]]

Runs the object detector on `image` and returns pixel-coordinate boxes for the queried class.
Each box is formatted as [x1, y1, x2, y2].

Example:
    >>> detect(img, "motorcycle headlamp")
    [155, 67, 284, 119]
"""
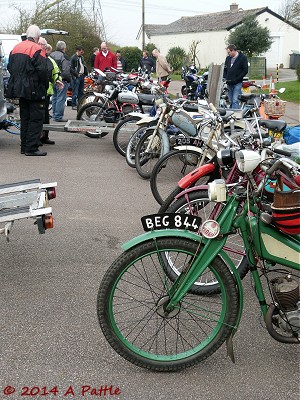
[155, 98, 164, 106]
[217, 149, 235, 167]
[235, 150, 261, 173]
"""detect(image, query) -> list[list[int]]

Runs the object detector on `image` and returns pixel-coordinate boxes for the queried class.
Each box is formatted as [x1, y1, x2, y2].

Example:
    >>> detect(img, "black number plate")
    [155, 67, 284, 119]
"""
[175, 137, 203, 147]
[141, 213, 202, 232]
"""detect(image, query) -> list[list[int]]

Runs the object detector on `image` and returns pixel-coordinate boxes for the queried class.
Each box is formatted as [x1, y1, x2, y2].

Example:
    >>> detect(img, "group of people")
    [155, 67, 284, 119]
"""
[7, 25, 64, 156]
[90, 43, 172, 82]
[6, 22, 247, 157]
[7, 25, 89, 156]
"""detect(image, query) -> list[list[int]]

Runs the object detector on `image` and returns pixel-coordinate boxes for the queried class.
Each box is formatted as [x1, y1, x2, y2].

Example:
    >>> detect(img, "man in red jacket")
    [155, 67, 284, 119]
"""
[94, 42, 117, 72]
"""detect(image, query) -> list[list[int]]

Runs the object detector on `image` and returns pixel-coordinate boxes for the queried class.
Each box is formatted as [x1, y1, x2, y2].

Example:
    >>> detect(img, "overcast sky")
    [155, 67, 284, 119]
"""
[1, 0, 285, 46]
[101, 0, 284, 46]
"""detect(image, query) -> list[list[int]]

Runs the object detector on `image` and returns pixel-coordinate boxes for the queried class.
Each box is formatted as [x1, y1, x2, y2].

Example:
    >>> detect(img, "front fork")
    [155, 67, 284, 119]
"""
[164, 195, 242, 311]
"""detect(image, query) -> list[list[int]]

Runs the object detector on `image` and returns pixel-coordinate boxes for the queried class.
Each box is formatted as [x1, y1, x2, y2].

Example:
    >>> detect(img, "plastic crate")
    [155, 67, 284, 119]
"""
[264, 99, 286, 116]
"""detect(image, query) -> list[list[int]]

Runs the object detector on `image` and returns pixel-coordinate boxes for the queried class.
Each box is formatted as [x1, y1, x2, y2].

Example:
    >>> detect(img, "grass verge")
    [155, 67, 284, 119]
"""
[274, 81, 300, 103]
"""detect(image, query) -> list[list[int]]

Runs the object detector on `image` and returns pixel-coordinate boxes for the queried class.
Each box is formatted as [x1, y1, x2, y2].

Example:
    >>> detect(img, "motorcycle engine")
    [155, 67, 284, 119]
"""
[271, 276, 300, 333]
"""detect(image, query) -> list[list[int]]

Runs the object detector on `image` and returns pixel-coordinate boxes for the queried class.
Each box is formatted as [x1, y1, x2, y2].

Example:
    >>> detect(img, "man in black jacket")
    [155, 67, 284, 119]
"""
[223, 44, 248, 109]
[7, 24, 48, 156]
[70, 45, 87, 110]
[139, 50, 155, 74]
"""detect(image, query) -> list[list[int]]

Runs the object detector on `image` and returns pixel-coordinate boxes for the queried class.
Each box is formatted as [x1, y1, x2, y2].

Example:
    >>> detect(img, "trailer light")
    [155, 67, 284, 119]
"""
[47, 187, 56, 200]
[44, 214, 54, 229]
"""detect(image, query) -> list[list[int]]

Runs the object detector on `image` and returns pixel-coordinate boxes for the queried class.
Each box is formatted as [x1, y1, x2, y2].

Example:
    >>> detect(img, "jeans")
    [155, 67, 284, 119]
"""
[227, 82, 242, 109]
[52, 81, 68, 121]
[19, 97, 45, 153]
[71, 75, 84, 107]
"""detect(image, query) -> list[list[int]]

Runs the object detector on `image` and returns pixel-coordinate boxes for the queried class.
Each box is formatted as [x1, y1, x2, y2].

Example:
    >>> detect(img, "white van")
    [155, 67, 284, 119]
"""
[0, 34, 22, 66]
[0, 29, 68, 69]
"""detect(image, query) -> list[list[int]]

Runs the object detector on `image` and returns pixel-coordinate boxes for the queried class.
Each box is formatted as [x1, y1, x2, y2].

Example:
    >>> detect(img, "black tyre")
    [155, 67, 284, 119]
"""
[158, 185, 182, 213]
[113, 115, 142, 156]
[135, 129, 165, 179]
[166, 190, 249, 294]
[76, 102, 106, 121]
[125, 125, 149, 168]
[150, 149, 210, 205]
[77, 92, 97, 111]
[97, 237, 239, 372]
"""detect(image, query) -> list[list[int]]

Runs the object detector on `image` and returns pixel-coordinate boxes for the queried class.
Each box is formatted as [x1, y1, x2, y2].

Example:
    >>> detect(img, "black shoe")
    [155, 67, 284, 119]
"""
[41, 138, 55, 145]
[25, 150, 47, 156]
[54, 118, 67, 122]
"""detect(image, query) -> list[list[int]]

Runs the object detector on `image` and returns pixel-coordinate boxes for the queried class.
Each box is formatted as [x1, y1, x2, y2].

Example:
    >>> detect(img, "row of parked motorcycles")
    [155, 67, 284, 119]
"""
[82, 65, 300, 371]
[2, 59, 299, 372]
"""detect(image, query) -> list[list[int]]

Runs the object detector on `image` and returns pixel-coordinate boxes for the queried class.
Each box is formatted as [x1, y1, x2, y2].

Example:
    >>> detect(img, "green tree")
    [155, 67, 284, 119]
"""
[227, 15, 273, 58]
[144, 43, 156, 54]
[166, 47, 187, 73]
[296, 61, 300, 81]
[119, 46, 142, 72]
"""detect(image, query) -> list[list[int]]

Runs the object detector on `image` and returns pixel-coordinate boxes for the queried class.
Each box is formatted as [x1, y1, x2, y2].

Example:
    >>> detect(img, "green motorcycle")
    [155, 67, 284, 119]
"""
[97, 149, 300, 372]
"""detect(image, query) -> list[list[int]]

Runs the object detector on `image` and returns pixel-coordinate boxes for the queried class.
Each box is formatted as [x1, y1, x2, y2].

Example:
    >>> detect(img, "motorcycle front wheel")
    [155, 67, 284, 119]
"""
[76, 102, 107, 121]
[150, 149, 210, 205]
[97, 237, 239, 372]
[135, 129, 165, 179]
[113, 115, 142, 157]
[125, 125, 150, 168]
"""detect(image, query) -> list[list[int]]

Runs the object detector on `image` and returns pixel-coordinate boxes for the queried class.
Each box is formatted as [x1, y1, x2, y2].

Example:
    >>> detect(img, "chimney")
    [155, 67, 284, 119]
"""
[230, 3, 239, 12]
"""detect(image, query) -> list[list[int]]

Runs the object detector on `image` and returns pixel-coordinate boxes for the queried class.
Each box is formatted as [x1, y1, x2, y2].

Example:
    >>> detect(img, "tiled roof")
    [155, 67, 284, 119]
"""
[145, 7, 268, 36]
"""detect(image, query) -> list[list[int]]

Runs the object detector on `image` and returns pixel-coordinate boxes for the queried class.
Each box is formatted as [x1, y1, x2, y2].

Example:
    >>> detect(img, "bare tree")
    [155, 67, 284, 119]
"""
[278, 0, 300, 27]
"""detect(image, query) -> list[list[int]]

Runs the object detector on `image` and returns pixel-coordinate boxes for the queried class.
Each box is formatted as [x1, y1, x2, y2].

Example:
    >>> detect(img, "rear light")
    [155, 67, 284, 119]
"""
[44, 214, 54, 230]
[294, 175, 300, 186]
[47, 187, 56, 200]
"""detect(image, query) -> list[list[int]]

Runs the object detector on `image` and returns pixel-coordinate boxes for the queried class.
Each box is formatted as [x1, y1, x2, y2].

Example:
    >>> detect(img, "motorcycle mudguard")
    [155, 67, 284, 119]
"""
[121, 229, 243, 331]
[175, 162, 216, 189]
[122, 229, 200, 250]
[158, 127, 171, 155]
[136, 116, 156, 125]
[126, 112, 145, 119]
[173, 145, 204, 154]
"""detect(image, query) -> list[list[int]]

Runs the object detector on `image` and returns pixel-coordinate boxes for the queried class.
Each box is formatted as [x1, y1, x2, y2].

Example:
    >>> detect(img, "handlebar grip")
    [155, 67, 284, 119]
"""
[266, 159, 283, 175]
[252, 132, 270, 139]
[273, 148, 291, 157]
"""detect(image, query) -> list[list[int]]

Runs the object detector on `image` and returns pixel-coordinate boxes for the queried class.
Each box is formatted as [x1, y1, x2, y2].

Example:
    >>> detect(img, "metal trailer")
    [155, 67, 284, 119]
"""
[42, 119, 117, 138]
[0, 179, 57, 240]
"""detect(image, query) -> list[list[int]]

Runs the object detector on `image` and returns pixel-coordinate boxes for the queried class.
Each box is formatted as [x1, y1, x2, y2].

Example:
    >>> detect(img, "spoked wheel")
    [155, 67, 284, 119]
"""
[150, 149, 210, 205]
[77, 92, 96, 111]
[97, 237, 239, 372]
[135, 129, 165, 179]
[125, 125, 149, 168]
[76, 102, 107, 121]
[113, 116, 142, 156]
[166, 190, 249, 294]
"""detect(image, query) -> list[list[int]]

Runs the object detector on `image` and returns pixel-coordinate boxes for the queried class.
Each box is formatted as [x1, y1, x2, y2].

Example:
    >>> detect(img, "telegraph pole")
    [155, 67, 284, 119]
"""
[142, 0, 145, 49]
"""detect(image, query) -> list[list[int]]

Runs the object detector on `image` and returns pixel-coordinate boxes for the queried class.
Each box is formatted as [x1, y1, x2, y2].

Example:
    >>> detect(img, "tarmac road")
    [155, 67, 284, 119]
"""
[0, 108, 299, 400]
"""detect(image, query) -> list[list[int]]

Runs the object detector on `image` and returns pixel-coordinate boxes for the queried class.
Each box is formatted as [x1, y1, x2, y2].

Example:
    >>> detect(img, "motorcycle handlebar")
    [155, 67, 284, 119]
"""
[265, 156, 295, 176]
